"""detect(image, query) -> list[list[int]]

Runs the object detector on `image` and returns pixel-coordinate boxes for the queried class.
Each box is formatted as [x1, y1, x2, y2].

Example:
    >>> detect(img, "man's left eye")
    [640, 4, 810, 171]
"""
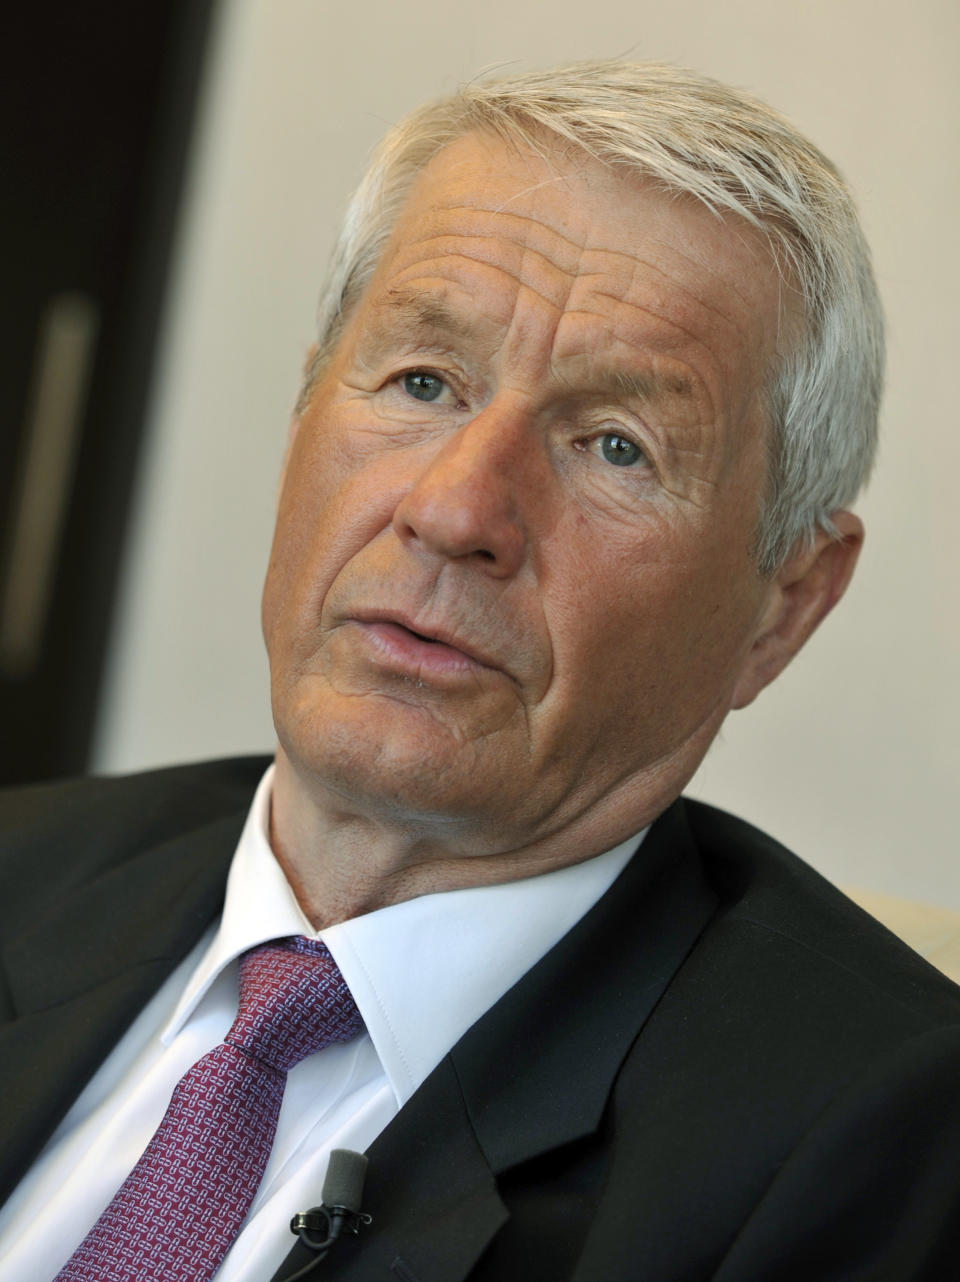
[401, 371, 448, 402]
[599, 433, 645, 467]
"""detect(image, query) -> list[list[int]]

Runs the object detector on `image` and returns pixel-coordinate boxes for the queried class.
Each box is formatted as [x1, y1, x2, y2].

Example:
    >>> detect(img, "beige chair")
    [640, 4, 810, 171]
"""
[844, 887, 960, 986]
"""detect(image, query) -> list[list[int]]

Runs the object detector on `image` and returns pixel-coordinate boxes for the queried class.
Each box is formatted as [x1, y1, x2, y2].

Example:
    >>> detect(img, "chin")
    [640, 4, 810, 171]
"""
[276, 691, 518, 831]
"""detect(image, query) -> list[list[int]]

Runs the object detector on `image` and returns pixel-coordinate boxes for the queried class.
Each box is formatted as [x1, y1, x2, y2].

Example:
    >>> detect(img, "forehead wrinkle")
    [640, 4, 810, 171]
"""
[580, 249, 755, 347]
[559, 299, 724, 388]
[497, 239, 583, 378]
[406, 217, 736, 325]
[395, 231, 586, 319]
[424, 206, 763, 340]
[423, 202, 591, 267]
[396, 213, 758, 356]
[389, 258, 580, 345]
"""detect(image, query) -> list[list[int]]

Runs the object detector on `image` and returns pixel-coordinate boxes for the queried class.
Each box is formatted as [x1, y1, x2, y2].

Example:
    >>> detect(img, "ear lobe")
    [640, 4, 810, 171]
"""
[730, 511, 864, 711]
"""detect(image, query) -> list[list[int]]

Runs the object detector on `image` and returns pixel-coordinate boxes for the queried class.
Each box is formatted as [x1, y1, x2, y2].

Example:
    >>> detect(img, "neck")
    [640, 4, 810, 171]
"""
[267, 745, 691, 929]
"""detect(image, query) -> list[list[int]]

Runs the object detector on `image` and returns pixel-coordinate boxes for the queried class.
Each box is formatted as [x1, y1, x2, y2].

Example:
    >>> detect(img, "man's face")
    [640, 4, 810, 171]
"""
[262, 133, 788, 857]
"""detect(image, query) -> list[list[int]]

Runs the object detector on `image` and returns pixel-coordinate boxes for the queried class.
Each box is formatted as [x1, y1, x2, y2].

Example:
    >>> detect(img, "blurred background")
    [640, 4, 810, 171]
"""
[2, 0, 957, 904]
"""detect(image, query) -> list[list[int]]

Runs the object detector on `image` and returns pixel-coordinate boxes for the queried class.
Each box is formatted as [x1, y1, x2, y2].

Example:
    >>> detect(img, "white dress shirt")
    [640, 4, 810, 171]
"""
[0, 766, 643, 1281]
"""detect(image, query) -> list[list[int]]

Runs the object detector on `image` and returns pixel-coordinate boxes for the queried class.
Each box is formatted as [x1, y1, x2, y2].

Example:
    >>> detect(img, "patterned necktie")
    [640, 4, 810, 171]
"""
[56, 936, 363, 1282]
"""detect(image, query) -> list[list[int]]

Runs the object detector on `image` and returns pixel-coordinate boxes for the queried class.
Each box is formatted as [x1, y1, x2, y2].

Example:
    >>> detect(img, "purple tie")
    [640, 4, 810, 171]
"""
[55, 936, 363, 1282]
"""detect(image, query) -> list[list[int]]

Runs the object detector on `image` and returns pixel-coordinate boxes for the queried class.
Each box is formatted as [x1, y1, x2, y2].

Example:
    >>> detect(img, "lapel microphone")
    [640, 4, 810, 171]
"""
[286, 1149, 371, 1279]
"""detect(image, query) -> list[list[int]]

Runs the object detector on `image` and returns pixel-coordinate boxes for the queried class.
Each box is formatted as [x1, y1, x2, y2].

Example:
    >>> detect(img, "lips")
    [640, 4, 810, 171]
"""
[347, 612, 499, 678]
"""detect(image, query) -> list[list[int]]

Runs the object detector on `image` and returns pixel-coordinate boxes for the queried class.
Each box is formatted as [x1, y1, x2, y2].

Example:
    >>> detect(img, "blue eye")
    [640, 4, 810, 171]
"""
[402, 371, 446, 402]
[601, 433, 644, 466]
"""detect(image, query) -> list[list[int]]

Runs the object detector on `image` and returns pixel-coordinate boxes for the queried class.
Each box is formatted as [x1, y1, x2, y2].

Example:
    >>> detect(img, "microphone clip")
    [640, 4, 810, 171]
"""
[290, 1204, 372, 1252]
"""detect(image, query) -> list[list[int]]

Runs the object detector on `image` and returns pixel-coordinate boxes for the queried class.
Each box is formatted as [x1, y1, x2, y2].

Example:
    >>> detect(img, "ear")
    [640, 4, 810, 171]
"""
[730, 511, 864, 711]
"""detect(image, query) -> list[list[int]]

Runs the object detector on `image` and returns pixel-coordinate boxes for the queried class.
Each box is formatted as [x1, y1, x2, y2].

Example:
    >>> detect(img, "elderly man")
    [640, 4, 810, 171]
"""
[1, 62, 958, 1282]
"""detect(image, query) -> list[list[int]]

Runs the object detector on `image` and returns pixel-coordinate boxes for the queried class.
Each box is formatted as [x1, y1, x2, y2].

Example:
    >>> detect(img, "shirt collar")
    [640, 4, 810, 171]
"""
[162, 765, 313, 1042]
[163, 764, 645, 1106]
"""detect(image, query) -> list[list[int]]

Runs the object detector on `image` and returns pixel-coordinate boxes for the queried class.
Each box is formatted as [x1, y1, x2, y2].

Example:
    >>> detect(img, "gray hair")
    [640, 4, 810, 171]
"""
[303, 61, 884, 572]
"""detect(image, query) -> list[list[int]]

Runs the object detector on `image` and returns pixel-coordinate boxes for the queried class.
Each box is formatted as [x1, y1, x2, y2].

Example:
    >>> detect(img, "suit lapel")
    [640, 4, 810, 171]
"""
[276, 1056, 510, 1282]
[273, 799, 716, 1282]
[0, 810, 244, 1205]
[454, 798, 715, 1172]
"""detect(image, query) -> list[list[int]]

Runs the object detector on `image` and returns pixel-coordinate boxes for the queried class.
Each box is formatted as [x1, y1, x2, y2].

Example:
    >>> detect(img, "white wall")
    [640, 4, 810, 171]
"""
[92, 0, 960, 906]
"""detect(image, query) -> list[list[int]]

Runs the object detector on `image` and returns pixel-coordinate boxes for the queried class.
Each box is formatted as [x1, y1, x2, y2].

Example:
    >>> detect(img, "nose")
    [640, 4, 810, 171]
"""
[392, 400, 535, 579]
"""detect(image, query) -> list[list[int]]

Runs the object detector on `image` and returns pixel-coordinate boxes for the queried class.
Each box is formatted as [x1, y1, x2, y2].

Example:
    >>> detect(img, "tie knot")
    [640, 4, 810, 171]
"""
[228, 936, 362, 1071]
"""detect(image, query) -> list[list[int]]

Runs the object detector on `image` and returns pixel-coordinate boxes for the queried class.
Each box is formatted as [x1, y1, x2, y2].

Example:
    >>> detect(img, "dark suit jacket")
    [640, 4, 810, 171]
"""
[2, 757, 959, 1281]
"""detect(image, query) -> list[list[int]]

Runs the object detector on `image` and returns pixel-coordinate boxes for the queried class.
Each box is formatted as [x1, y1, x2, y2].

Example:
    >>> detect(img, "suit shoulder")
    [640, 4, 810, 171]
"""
[0, 756, 269, 918]
[0, 755, 269, 834]
[590, 801, 960, 1280]
[676, 795, 960, 1029]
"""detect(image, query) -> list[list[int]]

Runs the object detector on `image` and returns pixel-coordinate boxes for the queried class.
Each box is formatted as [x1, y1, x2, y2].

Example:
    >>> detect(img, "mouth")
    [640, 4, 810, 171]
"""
[346, 611, 499, 679]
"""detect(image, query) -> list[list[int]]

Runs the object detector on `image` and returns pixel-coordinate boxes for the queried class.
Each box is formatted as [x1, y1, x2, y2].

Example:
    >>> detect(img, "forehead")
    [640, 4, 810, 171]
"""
[373, 133, 778, 326]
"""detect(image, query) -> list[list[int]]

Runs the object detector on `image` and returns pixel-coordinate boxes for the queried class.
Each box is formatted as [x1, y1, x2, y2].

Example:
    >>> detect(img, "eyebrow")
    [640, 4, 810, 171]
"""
[371, 287, 489, 345]
[601, 369, 694, 404]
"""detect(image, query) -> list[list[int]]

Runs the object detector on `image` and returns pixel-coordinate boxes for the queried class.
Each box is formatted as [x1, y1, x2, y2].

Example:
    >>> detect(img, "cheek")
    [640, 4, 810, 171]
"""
[272, 425, 405, 593]
[542, 522, 760, 723]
